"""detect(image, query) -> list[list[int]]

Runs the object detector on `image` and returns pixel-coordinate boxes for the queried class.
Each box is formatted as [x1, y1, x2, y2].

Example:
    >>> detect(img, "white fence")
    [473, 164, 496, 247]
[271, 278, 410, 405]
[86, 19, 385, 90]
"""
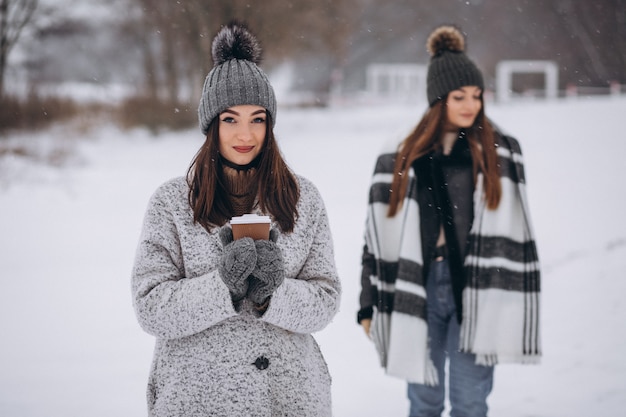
[363, 60, 624, 103]
[365, 64, 427, 100]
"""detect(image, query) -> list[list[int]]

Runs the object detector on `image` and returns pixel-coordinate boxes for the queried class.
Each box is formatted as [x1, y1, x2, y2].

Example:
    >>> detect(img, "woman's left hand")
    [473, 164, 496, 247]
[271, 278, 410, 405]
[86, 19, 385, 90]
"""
[248, 228, 285, 305]
[361, 318, 372, 338]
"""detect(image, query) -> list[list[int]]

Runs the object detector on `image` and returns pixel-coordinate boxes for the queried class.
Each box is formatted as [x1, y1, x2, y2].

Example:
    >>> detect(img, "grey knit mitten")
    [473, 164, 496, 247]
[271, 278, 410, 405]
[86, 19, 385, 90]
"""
[248, 229, 285, 305]
[218, 226, 256, 302]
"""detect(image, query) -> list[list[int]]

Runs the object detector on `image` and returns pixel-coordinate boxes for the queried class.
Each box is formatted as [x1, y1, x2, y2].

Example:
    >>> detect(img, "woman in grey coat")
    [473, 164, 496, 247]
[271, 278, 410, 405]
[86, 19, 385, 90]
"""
[131, 22, 341, 417]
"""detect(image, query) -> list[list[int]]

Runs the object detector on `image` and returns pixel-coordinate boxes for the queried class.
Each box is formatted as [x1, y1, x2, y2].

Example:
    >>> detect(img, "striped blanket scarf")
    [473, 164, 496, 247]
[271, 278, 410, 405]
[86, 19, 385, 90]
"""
[363, 134, 541, 385]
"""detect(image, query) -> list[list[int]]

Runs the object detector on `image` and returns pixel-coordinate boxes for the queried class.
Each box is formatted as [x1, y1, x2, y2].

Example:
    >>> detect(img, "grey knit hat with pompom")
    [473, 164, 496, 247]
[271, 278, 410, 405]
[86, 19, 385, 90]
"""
[198, 22, 276, 134]
[426, 25, 484, 107]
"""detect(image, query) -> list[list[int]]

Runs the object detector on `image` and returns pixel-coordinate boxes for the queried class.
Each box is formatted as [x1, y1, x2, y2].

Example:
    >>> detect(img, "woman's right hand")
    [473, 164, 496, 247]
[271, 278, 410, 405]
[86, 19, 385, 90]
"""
[361, 318, 372, 338]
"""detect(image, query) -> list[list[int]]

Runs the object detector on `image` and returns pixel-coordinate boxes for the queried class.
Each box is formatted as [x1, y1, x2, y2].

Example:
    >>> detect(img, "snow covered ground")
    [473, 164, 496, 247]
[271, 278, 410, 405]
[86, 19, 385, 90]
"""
[1, 96, 625, 416]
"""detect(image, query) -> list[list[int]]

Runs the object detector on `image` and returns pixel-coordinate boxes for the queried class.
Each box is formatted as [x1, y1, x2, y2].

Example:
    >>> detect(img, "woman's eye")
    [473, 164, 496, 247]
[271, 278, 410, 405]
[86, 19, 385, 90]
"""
[221, 117, 235, 123]
[452, 96, 464, 101]
[253, 117, 266, 124]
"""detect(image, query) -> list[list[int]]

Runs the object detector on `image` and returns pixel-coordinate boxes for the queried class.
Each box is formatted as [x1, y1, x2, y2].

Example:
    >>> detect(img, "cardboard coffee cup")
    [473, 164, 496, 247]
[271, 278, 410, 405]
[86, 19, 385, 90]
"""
[230, 214, 271, 240]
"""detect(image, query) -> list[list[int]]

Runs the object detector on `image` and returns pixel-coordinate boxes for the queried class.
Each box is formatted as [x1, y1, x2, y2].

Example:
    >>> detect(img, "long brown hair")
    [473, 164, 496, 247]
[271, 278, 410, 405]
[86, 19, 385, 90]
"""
[187, 113, 300, 232]
[387, 97, 501, 217]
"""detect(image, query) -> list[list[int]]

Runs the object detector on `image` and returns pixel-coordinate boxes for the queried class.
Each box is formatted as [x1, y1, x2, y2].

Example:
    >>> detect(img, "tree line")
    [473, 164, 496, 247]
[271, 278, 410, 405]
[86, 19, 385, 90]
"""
[125, 0, 358, 104]
[1, 0, 624, 129]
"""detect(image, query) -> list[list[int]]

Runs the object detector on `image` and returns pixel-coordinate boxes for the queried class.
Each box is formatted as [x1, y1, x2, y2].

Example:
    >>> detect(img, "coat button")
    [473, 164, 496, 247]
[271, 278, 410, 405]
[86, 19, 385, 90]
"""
[253, 356, 269, 370]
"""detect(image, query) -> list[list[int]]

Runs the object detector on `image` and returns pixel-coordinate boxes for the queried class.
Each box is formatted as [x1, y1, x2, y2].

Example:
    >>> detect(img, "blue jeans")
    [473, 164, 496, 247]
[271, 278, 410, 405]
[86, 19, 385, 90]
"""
[408, 259, 494, 417]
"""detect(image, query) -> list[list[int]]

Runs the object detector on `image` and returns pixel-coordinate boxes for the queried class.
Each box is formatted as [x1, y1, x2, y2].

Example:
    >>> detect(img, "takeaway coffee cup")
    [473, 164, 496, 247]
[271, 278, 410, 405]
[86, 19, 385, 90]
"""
[230, 214, 271, 240]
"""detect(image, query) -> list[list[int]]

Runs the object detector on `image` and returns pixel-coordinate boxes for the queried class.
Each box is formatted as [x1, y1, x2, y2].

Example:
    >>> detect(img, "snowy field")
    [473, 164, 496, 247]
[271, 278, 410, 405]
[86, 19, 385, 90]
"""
[1, 96, 625, 416]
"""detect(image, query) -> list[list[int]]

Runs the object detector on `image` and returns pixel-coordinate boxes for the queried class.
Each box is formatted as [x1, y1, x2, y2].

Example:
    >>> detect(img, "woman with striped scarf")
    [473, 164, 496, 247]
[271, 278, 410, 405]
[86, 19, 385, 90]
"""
[357, 25, 541, 417]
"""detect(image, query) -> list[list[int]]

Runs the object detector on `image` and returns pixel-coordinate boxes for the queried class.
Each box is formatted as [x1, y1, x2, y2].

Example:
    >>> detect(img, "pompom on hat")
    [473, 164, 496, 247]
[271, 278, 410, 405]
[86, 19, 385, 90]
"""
[426, 25, 484, 107]
[198, 21, 277, 134]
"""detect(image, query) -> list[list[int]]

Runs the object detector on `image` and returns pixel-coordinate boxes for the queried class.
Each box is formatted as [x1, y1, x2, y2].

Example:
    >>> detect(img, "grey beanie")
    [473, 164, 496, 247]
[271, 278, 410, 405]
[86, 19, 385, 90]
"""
[198, 22, 277, 135]
[426, 25, 484, 107]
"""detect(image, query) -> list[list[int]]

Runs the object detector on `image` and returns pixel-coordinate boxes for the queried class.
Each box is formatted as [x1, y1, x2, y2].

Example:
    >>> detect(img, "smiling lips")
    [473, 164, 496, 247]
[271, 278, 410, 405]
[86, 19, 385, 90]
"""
[233, 146, 254, 153]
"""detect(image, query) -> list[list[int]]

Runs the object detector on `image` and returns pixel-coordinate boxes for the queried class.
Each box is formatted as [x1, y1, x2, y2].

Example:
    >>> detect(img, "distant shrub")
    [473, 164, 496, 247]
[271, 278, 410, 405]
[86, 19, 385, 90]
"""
[0, 96, 21, 131]
[117, 96, 196, 133]
[0, 93, 197, 135]
[0, 93, 78, 133]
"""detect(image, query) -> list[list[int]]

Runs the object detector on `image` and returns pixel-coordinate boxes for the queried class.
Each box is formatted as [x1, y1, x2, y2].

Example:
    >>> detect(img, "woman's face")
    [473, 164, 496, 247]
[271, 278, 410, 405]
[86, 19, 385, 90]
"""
[218, 105, 267, 165]
[445, 86, 482, 129]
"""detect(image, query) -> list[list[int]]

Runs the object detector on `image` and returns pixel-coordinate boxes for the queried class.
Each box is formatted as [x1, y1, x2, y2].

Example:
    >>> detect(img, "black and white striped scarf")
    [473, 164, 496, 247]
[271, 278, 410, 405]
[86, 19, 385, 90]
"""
[364, 135, 541, 385]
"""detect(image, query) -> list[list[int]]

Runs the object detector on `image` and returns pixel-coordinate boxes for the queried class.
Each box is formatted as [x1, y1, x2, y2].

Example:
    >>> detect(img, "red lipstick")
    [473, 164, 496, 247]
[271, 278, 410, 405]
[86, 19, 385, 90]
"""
[233, 146, 254, 153]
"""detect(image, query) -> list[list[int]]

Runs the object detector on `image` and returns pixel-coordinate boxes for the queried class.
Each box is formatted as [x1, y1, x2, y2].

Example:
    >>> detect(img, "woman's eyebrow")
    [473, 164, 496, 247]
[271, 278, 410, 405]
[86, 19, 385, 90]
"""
[221, 109, 266, 116]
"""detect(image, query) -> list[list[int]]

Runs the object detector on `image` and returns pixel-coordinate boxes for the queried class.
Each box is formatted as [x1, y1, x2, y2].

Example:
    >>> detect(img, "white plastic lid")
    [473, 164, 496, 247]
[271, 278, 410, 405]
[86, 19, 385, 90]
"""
[230, 214, 271, 224]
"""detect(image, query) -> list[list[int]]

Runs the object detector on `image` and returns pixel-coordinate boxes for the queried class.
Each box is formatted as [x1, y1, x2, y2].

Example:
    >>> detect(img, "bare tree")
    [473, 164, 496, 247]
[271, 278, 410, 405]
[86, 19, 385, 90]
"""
[552, 0, 626, 86]
[0, 0, 37, 99]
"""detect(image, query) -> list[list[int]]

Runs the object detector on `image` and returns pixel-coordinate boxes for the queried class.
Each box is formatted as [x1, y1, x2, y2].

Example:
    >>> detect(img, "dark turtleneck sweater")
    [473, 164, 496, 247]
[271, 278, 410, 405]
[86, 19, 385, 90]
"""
[219, 156, 259, 216]
[412, 132, 475, 323]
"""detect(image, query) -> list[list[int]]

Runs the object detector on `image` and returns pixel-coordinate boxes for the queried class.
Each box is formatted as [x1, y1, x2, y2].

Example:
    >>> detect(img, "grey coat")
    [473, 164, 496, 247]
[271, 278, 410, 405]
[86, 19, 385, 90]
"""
[132, 175, 341, 417]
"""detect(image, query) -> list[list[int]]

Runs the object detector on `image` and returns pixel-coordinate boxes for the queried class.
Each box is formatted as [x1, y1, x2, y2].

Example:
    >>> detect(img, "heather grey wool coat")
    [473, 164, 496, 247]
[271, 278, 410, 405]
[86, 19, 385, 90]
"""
[132, 175, 341, 417]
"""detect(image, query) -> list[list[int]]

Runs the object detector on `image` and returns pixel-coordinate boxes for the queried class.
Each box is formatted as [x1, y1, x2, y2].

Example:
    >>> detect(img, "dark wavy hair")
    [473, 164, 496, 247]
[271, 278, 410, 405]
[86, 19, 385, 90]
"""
[187, 113, 299, 232]
[387, 96, 501, 217]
